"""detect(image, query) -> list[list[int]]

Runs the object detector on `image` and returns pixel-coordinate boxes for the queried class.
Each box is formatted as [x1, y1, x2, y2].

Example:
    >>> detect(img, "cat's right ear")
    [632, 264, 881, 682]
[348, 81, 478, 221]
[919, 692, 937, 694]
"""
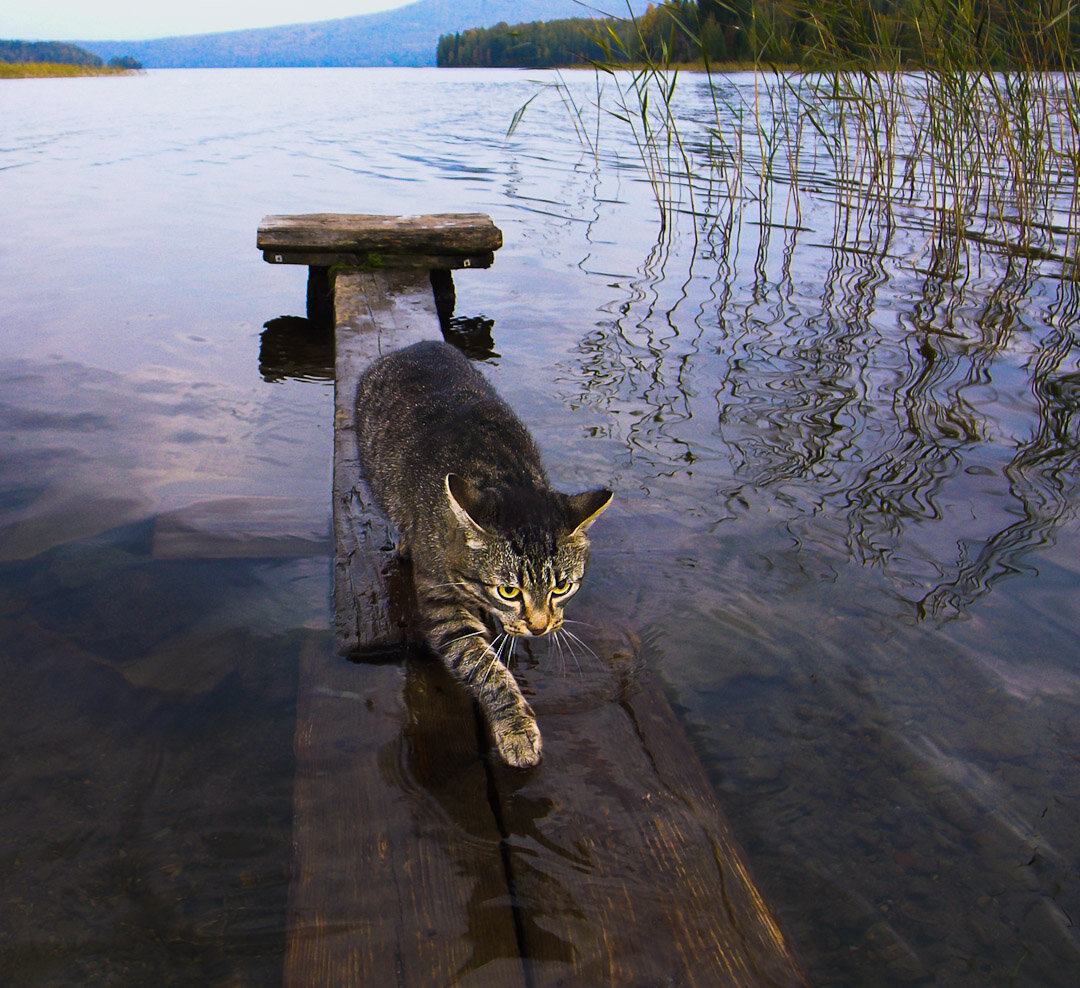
[445, 474, 489, 545]
[566, 488, 613, 536]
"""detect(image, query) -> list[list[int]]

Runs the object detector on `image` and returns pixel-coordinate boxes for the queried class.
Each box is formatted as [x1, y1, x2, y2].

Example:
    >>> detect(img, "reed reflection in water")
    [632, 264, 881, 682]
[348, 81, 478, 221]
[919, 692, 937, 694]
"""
[542, 81, 1080, 978]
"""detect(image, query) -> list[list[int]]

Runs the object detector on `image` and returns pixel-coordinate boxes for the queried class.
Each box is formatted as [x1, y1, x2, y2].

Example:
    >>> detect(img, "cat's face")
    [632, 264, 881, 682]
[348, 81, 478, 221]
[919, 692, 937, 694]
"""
[478, 540, 589, 637]
[444, 473, 611, 638]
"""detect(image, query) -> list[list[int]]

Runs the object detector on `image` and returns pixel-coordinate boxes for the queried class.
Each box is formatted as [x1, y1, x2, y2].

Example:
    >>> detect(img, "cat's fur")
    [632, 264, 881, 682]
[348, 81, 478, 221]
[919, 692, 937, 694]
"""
[355, 341, 611, 767]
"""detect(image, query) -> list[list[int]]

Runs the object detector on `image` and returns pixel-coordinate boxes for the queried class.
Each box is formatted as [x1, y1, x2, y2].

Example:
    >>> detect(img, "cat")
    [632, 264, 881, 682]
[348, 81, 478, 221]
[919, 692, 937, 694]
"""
[355, 340, 611, 767]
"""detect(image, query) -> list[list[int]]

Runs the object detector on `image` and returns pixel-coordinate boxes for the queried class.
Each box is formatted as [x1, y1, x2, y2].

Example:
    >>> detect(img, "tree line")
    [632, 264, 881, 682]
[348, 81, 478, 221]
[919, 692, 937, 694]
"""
[0, 40, 104, 66]
[436, 2, 734, 68]
[0, 39, 141, 69]
[437, 1, 1079, 69]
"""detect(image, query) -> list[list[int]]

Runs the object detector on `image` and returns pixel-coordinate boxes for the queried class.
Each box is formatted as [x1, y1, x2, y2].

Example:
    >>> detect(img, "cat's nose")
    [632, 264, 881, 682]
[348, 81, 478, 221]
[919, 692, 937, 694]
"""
[526, 615, 552, 635]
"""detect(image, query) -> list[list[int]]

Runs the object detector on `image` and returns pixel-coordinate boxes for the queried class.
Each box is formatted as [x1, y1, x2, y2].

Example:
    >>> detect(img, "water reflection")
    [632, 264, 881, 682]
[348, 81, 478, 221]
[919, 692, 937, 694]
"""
[546, 108, 1080, 984]
[258, 269, 500, 384]
[4, 66, 1080, 988]
[570, 197, 1080, 632]
[918, 322, 1080, 619]
[442, 315, 499, 361]
[259, 315, 334, 383]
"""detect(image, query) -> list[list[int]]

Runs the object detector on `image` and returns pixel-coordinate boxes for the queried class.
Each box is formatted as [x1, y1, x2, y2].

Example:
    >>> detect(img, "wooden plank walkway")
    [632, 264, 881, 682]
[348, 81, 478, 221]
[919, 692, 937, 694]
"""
[262, 216, 808, 988]
[285, 266, 527, 987]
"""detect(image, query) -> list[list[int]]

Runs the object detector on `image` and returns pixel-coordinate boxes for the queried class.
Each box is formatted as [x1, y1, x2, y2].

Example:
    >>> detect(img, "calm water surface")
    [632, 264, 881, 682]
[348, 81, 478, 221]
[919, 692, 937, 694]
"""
[2, 68, 1079, 987]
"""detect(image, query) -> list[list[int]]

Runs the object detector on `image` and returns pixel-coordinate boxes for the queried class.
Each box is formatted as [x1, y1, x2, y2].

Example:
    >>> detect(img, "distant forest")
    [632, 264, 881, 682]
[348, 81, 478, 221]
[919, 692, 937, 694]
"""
[0, 40, 104, 65]
[437, 2, 730, 68]
[0, 39, 140, 69]
[437, 0, 1080, 68]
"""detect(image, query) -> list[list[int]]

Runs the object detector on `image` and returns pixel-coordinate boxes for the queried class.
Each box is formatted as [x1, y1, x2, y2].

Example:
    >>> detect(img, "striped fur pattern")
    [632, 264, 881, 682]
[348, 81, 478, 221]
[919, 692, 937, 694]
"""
[356, 341, 611, 767]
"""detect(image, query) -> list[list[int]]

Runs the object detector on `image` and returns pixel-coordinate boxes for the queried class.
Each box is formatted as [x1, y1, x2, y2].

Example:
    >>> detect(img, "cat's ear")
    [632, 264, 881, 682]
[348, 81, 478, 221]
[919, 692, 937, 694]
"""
[565, 489, 613, 536]
[445, 473, 490, 542]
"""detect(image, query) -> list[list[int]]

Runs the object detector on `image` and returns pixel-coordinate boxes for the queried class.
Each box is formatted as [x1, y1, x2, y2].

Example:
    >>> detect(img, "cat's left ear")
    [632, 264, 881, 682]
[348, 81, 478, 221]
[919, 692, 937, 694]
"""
[445, 473, 490, 542]
[565, 489, 613, 536]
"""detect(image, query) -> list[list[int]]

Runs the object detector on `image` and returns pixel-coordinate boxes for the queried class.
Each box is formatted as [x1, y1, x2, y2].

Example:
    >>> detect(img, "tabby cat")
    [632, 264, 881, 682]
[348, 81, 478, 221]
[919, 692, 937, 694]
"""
[355, 341, 611, 767]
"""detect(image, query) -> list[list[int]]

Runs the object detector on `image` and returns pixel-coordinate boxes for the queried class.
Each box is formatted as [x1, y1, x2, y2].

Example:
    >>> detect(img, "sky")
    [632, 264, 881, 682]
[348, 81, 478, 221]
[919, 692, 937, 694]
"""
[0, 1, 416, 42]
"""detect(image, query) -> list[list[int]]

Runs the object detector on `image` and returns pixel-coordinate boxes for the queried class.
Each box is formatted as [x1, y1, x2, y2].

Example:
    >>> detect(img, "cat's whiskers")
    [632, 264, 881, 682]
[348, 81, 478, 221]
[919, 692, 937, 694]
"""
[442, 629, 486, 649]
[550, 627, 571, 678]
[476, 635, 501, 689]
[476, 649, 496, 690]
[559, 627, 598, 660]
[478, 632, 516, 689]
[502, 632, 517, 667]
[549, 628, 584, 677]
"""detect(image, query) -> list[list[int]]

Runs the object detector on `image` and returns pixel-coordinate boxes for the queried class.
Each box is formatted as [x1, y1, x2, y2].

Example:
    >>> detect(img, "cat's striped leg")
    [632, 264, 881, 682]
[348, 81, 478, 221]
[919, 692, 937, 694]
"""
[426, 613, 542, 768]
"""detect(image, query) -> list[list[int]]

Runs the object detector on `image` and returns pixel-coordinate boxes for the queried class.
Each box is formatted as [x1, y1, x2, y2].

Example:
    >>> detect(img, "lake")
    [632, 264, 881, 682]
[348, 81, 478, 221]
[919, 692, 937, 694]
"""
[1, 66, 1079, 987]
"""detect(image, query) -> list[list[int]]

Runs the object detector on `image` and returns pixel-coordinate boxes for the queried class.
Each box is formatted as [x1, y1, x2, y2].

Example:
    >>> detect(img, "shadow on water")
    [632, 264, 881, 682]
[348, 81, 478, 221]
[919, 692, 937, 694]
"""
[259, 267, 500, 384]
[260, 316, 334, 384]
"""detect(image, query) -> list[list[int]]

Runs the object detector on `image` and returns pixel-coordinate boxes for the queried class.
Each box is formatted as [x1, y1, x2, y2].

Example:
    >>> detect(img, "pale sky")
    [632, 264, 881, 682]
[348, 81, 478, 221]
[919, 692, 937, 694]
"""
[0, 1, 416, 42]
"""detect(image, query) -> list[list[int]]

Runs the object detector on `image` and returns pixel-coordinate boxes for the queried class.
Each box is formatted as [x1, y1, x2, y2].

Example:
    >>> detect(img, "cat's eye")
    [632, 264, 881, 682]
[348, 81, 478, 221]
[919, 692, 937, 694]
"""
[495, 585, 522, 601]
[552, 580, 574, 597]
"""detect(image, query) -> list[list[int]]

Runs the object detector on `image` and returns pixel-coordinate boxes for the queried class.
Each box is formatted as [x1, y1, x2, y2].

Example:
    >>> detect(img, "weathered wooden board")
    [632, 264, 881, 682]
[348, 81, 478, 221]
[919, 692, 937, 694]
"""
[285, 636, 527, 988]
[492, 629, 806, 988]
[258, 213, 502, 269]
[285, 266, 527, 988]
[330, 267, 447, 655]
[265, 249, 497, 271]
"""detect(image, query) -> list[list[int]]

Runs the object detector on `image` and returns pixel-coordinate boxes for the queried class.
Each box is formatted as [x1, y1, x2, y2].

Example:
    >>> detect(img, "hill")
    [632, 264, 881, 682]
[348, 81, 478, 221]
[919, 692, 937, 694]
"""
[0, 39, 103, 66]
[75, 0, 651, 69]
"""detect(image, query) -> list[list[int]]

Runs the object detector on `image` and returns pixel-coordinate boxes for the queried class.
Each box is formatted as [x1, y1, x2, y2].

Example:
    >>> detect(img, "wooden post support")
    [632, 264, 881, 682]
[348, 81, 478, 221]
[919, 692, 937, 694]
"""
[259, 214, 808, 988]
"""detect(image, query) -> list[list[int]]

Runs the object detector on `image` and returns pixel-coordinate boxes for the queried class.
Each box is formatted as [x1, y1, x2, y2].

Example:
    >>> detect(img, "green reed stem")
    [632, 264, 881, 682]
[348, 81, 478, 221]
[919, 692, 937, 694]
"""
[535, 0, 1080, 278]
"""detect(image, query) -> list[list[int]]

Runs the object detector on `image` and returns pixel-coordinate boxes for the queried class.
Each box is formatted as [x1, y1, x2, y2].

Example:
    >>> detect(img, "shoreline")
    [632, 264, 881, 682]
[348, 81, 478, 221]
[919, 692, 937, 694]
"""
[0, 63, 139, 79]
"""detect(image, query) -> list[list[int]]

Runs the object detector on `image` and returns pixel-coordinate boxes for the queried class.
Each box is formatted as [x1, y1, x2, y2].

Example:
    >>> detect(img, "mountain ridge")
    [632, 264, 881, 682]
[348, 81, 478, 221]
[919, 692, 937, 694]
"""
[74, 0, 650, 69]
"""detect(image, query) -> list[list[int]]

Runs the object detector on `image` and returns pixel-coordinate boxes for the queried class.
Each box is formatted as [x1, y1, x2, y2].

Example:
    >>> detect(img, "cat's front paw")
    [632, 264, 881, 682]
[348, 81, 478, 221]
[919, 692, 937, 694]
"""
[493, 710, 543, 768]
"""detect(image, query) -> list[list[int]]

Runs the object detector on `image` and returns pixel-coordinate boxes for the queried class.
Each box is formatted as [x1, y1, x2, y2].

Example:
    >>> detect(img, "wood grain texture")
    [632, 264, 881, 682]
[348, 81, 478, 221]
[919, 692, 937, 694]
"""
[258, 213, 503, 257]
[287, 265, 526, 988]
[285, 637, 527, 988]
[331, 268, 446, 655]
[486, 619, 808, 988]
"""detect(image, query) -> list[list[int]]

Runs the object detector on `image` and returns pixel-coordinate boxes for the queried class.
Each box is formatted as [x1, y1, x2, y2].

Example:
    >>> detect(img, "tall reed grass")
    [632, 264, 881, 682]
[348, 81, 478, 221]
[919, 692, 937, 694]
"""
[547, 0, 1080, 280]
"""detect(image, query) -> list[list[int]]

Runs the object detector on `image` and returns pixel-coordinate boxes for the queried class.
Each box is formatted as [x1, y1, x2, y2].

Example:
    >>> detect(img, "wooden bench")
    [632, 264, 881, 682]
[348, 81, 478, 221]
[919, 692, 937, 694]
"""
[258, 213, 808, 988]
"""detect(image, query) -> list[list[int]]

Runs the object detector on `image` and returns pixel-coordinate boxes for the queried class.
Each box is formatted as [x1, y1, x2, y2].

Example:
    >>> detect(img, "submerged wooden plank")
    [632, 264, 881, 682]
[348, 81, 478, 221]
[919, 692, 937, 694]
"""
[151, 497, 330, 560]
[491, 623, 808, 987]
[287, 264, 526, 988]
[285, 636, 526, 988]
[258, 212, 502, 258]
